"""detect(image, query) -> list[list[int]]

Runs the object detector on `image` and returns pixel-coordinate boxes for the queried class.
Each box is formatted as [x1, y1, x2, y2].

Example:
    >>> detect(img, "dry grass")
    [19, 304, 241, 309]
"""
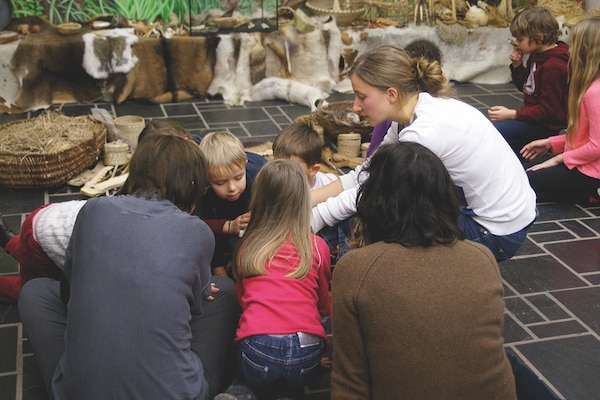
[0, 109, 98, 154]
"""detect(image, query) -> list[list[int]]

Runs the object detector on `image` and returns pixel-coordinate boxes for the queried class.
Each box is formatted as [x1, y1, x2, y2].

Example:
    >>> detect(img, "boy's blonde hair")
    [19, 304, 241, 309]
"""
[199, 131, 247, 175]
[566, 17, 600, 145]
[510, 6, 560, 45]
[272, 121, 324, 166]
[233, 159, 314, 280]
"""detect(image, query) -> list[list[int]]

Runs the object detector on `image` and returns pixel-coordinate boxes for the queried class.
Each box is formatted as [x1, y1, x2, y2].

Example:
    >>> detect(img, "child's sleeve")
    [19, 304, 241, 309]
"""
[315, 237, 332, 318]
[202, 218, 228, 235]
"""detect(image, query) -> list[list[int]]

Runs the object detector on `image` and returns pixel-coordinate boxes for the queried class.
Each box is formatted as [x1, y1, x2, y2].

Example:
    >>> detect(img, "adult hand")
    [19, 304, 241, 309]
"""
[487, 106, 516, 122]
[526, 154, 563, 172]
[520, 138, 551, 161]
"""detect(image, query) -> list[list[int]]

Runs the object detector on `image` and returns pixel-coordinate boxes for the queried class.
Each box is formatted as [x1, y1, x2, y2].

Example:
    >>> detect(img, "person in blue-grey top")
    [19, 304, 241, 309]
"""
[18, 133, 240, 400]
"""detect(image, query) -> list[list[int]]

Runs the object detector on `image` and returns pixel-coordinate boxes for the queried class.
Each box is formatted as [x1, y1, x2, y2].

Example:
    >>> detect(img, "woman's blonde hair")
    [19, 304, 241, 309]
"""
[349, 45, 455, 101]
[233, 159, 314, 280]
[199, 131, 247, 175]
[566, 17, 600, 145]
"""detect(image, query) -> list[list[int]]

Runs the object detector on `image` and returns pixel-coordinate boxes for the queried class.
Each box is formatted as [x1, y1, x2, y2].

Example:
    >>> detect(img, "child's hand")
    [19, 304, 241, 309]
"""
[526, 154, 563, 172]
[509, 47, 523, 67]
[230, 211, 251, 235]
[520, 138, 551, 161]
[487, 106, 515, 122]
[205, 282, 220, 300]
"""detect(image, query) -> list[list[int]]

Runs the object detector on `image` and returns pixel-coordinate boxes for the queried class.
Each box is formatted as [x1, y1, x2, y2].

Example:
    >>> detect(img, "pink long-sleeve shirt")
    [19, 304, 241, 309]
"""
[235, 235, 331, 342]
[549, 78, 600, 180]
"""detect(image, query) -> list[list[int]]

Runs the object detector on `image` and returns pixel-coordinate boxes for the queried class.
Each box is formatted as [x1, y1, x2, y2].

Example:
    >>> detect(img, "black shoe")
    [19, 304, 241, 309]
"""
[0, 214, 15, 249]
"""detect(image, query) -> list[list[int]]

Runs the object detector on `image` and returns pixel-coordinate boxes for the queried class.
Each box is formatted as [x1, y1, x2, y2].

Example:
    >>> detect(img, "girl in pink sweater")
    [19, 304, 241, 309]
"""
[521, 17, 600, 203]
[215, 160, 331, 400]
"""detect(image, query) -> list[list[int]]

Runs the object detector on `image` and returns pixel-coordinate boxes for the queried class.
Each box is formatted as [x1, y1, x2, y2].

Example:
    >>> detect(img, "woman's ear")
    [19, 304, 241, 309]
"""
[386, 87, 400, 103]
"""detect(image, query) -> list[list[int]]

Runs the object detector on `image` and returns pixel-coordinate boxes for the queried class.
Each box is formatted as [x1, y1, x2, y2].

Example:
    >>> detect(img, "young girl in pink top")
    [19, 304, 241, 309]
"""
[521, 17, 600, 203]
[215, 159, 331, 400]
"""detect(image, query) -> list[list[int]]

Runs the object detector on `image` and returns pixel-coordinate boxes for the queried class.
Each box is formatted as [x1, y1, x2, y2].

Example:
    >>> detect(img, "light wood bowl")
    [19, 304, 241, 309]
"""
[58, 22, 82, 35]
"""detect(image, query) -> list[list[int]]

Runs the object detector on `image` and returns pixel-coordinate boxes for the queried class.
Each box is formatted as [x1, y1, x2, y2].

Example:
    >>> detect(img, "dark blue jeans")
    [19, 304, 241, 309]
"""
[459, 211, 535, 262]
[493, 119, 558, 157]
[234, 333, 324, 399]
[317, 217, 354, 262]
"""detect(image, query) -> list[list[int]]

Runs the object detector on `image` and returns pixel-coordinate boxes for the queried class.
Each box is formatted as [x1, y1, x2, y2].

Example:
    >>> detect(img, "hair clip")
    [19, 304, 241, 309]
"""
[183, 136, 189, 141]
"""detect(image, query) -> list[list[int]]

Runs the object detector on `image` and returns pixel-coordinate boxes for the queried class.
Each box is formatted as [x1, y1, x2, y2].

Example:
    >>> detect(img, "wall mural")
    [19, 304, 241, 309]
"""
[9, 0, 279, 25]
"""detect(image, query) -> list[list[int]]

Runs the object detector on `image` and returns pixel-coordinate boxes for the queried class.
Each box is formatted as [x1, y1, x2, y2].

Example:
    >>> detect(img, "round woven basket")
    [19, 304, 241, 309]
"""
[104, 141, 129, 166]
[114, 115, 145, 152]
[315, 100, 372, 141]
[337, 133, 362, 157]
[0, 119, 106, 189]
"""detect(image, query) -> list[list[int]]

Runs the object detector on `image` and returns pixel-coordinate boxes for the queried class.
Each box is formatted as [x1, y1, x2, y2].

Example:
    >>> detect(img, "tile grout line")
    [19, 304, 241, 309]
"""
[16, 322, 23, 400]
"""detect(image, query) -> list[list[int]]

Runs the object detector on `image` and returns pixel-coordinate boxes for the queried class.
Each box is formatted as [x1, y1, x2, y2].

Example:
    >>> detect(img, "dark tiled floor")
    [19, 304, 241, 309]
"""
[1, 83, 600, 400]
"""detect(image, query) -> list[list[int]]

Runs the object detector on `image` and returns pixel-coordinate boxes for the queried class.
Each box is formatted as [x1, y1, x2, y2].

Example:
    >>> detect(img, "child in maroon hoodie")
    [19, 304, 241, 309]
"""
[488, 6, 569, 156]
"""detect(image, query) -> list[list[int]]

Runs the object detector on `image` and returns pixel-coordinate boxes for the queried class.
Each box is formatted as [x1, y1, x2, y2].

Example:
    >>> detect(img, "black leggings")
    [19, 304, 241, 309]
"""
[526, 162, 600, 203]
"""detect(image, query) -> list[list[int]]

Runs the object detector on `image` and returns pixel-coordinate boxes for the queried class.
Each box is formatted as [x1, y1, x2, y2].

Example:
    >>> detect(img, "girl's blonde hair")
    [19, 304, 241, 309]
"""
[199, 131, 247, 175]
[349, 45, 455, 101]
[566, 17, 600, 145]
[233, 159, 314, 280]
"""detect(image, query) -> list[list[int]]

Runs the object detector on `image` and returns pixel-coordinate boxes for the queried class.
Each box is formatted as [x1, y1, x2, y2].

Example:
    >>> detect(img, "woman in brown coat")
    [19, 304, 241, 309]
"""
[331, 141, 516, 399]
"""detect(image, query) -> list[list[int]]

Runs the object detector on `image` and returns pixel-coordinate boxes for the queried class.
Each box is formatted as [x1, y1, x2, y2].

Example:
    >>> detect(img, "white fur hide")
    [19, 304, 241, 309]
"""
[83, 28, 139, 79]
[339, 25, 516, 86]
[240, 77, 328, 111]
[207, 33, 260, 106]
[209, 16, 342, 108]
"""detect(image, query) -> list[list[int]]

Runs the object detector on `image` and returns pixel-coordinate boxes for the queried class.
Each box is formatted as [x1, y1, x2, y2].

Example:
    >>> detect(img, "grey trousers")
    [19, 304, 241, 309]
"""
[18, 276, 240, 400]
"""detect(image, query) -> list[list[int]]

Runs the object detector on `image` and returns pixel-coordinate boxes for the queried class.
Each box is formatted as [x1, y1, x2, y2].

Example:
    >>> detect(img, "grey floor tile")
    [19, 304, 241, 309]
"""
[515, 335, 600, 400]
[545, 238, 600, 273]
[552, 287, 600, 336]
[500, 256, 588, 294]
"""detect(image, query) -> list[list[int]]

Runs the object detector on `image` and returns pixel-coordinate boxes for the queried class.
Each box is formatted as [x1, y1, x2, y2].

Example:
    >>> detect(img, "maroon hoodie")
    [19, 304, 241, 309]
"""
[510, 41, 569, 132]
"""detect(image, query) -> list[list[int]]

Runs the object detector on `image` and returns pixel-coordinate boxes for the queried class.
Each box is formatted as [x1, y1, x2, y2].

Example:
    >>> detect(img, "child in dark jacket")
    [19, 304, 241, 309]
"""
[194, 131, 267, 276]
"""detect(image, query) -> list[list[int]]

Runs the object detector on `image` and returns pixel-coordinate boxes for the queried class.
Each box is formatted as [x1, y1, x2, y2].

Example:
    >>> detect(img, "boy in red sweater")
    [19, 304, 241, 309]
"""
[488, 6, 569, 156]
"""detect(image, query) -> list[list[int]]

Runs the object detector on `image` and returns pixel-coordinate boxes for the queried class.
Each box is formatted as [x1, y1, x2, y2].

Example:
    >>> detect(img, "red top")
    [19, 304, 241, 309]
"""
[511, 41, 569, 131]
[235, 235, 331, 342]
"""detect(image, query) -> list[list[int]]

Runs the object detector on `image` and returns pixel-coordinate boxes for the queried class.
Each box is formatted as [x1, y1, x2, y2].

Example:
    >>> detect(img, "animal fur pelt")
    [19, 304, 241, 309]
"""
[10, 26, 104, 110]
[105, 35, 220, 104]
[209, 13, 343, 108]
[240, 77, 328, 111]
[82, 29, 139, 79]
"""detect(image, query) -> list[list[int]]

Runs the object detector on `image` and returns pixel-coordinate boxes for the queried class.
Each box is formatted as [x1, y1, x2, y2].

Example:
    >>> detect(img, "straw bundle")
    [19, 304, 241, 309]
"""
[0, 110, 106, 189]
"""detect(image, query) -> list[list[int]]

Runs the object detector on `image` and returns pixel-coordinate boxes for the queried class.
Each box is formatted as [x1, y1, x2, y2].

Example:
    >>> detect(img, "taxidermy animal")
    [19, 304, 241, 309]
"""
[240, 77, 329, 111]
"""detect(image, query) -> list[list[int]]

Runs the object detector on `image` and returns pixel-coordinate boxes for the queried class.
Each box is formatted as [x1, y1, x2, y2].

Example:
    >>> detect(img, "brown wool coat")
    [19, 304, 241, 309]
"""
[331, 240, 516, 400]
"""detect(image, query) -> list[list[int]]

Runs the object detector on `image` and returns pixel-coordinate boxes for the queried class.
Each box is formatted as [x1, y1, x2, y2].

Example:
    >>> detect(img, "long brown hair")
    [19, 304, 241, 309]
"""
[233, 160, 314, 280]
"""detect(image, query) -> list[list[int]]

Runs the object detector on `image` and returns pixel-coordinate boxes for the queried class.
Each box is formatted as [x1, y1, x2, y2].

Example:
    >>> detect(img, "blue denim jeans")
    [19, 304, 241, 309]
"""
[234, 333, 324, 399]
[458, 211, 536, 262]
[317, 217, 354, 262]
[493, 119, 558, 156]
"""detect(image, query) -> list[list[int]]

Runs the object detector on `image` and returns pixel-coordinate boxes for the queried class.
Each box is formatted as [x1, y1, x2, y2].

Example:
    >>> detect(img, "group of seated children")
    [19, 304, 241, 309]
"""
[3, 9, 600, 399]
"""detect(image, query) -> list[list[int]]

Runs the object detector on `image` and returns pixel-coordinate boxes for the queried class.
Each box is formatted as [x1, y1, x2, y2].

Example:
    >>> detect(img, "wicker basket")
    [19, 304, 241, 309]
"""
[114, 115, 145, 152]
[315, 100, 372, 141]
[0, 119, 106, 189]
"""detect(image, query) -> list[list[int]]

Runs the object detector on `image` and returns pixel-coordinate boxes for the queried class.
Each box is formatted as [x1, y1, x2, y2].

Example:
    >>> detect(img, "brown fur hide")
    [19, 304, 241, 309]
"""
[106, 36, 220, 104]
[9, 23, 103, 110]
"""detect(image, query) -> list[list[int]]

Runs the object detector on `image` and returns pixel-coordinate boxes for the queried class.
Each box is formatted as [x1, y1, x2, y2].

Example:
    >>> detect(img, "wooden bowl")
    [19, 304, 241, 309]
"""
[58, 22, 82, 35]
